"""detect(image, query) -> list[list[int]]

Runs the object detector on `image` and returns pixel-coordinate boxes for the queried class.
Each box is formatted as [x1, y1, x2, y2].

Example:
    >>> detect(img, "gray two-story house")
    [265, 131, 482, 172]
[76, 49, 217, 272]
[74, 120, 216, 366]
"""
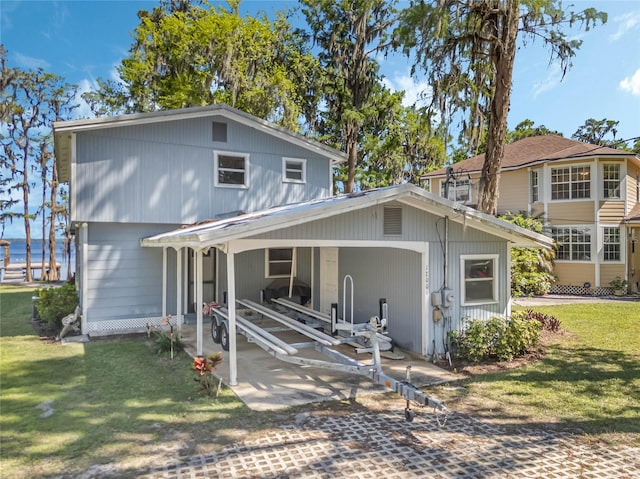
[54, 105, 551, 384]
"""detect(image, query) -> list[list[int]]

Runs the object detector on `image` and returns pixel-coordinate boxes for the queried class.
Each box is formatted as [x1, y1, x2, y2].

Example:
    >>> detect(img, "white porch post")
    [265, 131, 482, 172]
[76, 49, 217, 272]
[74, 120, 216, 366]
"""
[162, 247, 167, 318]
[421, 244, 429, 357]
[196, 249, 203, 355]
[183, 249, 188, 315]
[80, 223, 88, 335]
[227, 248, 238, 386]
[176, 247, 183, 335]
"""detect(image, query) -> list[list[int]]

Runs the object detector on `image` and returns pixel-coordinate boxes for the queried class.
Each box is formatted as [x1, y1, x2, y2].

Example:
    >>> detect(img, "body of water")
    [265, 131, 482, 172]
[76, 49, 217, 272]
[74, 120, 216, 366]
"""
[2, 238, 75, 280]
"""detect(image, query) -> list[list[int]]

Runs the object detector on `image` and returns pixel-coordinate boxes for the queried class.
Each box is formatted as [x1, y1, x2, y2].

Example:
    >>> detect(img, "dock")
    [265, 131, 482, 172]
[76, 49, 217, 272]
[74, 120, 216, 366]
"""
[0, 263, 61, 283]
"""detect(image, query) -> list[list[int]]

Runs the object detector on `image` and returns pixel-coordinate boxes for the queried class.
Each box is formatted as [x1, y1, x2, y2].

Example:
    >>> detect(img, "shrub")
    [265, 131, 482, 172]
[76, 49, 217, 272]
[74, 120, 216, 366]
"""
[35, 283, 78, 328]
[449, 312, 542, 363]
[153, 330, 184, 356]
[523, 309, 561, 332]
[499, 212, 556, 297]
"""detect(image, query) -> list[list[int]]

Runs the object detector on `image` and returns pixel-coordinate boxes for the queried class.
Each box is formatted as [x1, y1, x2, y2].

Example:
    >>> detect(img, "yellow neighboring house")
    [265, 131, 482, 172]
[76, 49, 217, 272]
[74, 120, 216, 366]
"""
[424, 135, 640, 295]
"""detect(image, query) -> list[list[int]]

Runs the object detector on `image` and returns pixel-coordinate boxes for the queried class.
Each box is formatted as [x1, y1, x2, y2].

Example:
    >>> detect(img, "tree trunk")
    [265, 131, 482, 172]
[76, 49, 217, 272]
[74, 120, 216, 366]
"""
[478, 0, 519, 215]
[48, 161, 60, 281]
[345, 122, 358, 193]
[22, 141, 32, 283]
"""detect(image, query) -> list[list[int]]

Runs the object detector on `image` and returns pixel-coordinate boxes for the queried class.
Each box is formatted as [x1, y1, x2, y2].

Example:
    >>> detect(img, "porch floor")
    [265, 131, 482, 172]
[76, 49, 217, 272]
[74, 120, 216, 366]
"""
[179, 322, 460, 411]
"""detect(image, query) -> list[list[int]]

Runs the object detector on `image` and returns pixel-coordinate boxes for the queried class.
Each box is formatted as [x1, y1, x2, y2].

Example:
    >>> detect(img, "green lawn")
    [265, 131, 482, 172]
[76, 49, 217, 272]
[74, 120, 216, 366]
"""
[436, 302, 640, 443]
[1, 286, 638, 477]
[0, 285, 274, 478]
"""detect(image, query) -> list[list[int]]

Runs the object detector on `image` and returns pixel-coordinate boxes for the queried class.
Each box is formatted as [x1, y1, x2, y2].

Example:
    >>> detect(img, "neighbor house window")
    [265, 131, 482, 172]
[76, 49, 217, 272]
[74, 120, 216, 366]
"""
[551, 165, 590, 200]
[282, 158, 306, 183]
[266, 248, 295, 278]
[551, 226, 591, 261]
[440, 178, 471, 203]
[603, 164, 621, 199]
[603, 227, 621, 261]
[214, 151, 249, 187]
[460, 254, 498, 305]
[530, 170, 539, 202]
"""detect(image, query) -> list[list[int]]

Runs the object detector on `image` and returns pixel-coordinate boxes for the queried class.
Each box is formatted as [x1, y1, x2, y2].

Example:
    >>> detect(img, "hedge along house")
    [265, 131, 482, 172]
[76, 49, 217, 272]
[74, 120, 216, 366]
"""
[54, 104, 552, 387]
[141, 184, 552, 386]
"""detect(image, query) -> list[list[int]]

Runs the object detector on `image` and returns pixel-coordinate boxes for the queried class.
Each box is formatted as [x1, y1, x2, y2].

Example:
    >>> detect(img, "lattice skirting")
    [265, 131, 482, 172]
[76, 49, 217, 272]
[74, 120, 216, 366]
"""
[550, 284, 614, 296]
[86, 315, 181, 335]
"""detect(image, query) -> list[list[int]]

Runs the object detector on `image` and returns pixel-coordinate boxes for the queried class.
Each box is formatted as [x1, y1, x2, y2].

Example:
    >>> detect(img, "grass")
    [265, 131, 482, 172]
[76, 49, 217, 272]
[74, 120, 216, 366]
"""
[1, 286, 638, 477]
[435, 303, 640, 444]
[0, 285, 281, 478]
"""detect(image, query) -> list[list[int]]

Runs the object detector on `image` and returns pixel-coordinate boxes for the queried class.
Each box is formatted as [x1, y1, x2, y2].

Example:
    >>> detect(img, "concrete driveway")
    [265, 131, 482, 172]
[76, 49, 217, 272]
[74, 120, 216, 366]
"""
[180, 321, 458, 411]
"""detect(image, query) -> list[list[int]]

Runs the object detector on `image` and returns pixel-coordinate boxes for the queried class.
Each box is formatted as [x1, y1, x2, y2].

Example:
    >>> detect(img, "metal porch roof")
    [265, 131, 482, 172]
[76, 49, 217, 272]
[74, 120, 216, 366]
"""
[141, 184, 554, 250]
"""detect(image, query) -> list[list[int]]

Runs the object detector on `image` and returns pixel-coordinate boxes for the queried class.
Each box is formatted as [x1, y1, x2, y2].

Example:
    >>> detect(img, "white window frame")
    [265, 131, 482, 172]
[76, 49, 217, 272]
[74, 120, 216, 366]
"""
[602, 163, 621, 199]
[550, 164, 591, 200]
[214, 150, 250, 188]
[550, 225, 593, 262]
[440, 178, 472, 203]
[282, 157, 306, 183]
[602, 226, 622, 262]
[265, 248, 296, 278]
[460, 254, 499, 306]
[530, 169, 539, 203]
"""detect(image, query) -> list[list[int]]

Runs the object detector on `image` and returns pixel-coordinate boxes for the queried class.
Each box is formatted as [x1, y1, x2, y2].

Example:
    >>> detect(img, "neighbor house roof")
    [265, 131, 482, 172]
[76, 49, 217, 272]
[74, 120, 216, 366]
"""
[424, 135, 637, 178]
[625, 203, 640, 224]
[53, 104, 347, 182]
[141, 183, 553, 250]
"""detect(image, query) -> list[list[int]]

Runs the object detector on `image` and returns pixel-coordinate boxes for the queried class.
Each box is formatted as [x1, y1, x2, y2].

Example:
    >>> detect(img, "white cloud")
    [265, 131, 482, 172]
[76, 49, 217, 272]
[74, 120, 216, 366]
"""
[382, 73, 432, 108]
[74, 78, 99, 120]
[531, 63, 562, 98]
[13, 53, 50, 70]
[609, 10, 640, 42]
[620, 68, 640, 96]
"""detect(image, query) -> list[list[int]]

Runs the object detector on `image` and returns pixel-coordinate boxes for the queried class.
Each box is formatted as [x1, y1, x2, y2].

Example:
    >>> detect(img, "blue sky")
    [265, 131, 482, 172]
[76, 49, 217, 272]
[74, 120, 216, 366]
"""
[1, 0, 639, 238]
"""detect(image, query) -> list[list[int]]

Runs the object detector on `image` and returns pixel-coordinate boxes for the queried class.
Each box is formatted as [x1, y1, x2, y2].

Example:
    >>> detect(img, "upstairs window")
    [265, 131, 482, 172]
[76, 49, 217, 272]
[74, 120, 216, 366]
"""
[440, 178, 471, 203]
[265, 248, 295, 278]
[282, 158, 306, 183]
[460, 255, 498, 305]
[551, 226, 591, 261]
[214, 151, 249, 187]
[551, 165, 590, 200]
[603, 164, 621, 199]
[530, 170, 539, 203]
[603, 227, 621, 261]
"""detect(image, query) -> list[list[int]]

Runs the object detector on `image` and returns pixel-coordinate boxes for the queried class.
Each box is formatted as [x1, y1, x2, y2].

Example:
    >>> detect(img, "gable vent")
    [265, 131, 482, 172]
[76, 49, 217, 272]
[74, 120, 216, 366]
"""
[212, 122, 227, 142]
[383, 206, 402, 235]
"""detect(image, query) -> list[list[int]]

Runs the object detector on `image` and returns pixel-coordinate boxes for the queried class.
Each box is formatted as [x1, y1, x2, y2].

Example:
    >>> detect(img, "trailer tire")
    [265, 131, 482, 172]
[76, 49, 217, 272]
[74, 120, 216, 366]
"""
[220, 321, 230, 351]
[211, 320, 221, 344]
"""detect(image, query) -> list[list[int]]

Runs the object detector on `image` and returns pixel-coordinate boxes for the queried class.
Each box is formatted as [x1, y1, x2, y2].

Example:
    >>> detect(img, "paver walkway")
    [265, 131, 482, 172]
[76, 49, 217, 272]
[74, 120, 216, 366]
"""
[140, 410, 639, 478]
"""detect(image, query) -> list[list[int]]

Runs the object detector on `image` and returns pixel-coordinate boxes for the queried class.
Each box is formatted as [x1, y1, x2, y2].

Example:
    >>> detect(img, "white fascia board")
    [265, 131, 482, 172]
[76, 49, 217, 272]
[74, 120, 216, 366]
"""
[228, 239, 428, 254]
[53, 105, 347, 164]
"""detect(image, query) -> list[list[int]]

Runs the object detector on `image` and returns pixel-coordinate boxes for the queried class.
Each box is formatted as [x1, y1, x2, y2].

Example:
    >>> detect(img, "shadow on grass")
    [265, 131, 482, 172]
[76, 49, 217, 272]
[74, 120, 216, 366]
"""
[0, 335, 287, 478]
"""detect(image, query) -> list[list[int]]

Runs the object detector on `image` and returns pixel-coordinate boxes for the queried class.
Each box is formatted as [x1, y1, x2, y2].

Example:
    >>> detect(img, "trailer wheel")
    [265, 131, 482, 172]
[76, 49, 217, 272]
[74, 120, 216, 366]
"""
[211, 320, 221, 344]
[404, 408, 415, 422]
[220, 321, 230, 351]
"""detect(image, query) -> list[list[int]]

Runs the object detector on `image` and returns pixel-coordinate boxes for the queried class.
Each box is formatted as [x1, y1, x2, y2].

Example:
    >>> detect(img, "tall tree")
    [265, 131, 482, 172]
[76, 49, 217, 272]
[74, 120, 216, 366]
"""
[1, 47, 78, 281]
[396, 1, 606, 214]
[507, 119, 562, 143]
[301, 0, 397, 193]
[83, 0, 320, 131]
[571, 118, 624, 148]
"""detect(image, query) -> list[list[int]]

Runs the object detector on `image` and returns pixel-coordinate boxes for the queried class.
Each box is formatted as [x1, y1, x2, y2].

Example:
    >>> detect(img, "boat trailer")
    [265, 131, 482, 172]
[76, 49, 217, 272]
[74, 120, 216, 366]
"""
[205, 298, 447, 422]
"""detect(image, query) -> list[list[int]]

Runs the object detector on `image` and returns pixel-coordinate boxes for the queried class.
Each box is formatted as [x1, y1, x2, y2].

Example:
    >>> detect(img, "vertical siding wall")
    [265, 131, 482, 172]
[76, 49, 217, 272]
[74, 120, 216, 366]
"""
[86, 223, 180, 326]
[74, 115, 331, 224]
[338, 247, 422, 352]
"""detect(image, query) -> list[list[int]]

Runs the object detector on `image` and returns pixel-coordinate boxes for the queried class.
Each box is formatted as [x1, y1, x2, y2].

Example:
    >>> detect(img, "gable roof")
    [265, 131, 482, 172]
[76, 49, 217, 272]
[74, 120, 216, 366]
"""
[53, 104, 347, 182]
[141, 183, 553, 250]
[425, 135, 637, 178]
